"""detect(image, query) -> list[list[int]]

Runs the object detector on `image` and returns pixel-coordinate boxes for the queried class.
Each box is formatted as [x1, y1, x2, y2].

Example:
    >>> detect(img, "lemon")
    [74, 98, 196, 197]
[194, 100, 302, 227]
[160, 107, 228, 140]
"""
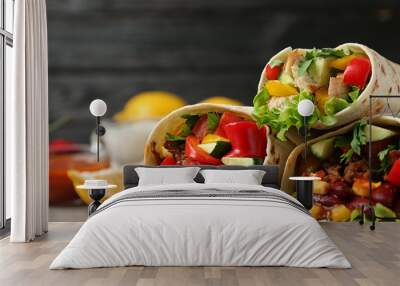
[114, 91, 186, 122]
[201, 96, 243, 106]
[68, 168, 123, 205]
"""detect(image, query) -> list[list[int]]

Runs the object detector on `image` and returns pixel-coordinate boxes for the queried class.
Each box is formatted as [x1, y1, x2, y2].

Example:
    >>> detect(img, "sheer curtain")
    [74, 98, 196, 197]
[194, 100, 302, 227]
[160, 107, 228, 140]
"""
[8, 0, 48, 242]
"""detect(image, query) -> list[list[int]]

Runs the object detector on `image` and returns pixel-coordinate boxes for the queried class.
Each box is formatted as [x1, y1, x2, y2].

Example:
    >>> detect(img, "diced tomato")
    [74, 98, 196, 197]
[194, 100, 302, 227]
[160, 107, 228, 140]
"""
[192, 114, 208, 139]
[265, 63, 281, 80]
[215, 112, 243, 137]
[160, 156, 177, 165]
[185, 135, 220, 165]
[343, 57, 371, 89]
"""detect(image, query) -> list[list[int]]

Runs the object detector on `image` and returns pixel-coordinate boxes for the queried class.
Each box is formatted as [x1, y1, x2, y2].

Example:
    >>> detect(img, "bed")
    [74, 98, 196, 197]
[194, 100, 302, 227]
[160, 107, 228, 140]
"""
[50, 165, 350, 269]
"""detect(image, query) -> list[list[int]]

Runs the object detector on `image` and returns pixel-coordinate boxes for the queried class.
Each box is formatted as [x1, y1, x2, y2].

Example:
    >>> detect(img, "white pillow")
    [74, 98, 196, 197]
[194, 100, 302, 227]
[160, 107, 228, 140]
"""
[200, 169, 266, 185]
[135, 167, 200, 186]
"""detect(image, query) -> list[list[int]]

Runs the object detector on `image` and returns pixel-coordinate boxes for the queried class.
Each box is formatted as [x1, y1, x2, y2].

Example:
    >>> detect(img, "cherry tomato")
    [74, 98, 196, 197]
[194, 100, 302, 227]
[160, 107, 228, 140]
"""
[265, 63, 281, 80]
[343, 57, 371, 89]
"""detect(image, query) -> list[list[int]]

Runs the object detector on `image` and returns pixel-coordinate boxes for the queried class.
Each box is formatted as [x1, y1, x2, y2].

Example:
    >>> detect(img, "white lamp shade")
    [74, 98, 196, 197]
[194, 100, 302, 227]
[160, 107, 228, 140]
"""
[297, 99, 315, 117]
[89, 99, 107, 117]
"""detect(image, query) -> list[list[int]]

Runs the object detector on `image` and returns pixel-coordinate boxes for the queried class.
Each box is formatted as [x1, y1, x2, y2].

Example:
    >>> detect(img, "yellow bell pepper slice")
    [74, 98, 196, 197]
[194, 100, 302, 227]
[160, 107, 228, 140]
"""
[329, 55, 358, 70]
[201, 134, 230, 144]
[265, 80, 298, 97]
[315, 87, 330, 113]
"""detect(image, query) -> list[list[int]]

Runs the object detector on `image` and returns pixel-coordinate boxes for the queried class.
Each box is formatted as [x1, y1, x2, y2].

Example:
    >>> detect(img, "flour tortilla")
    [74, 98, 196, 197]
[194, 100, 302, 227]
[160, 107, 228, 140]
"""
[280, 116, 400, 194]
[144, 103, 300, 183]
[258, 43, 400, 130]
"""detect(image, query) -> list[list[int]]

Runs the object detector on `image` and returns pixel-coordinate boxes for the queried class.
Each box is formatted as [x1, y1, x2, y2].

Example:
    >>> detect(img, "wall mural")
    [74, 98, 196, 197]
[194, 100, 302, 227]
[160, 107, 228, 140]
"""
[48, 0, 400, 221]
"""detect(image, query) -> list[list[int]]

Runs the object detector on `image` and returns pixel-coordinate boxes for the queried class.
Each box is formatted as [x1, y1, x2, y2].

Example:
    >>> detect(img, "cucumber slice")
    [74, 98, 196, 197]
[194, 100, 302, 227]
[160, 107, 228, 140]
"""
[198, 141, 231, 158]
[279, 71, 294, 85]
[364, 125, 397, 142]
[310, 138, 335, 160]
[221, 157, 263, 166]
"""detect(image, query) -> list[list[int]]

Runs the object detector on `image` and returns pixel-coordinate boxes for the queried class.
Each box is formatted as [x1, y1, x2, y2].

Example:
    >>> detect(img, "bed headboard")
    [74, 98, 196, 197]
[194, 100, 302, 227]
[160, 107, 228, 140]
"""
[123, 165, 280, 189]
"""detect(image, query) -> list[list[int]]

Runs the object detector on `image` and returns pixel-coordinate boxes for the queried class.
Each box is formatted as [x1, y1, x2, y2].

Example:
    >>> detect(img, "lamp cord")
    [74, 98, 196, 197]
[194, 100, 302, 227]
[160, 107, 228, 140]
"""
[96, 116, 100, 162]
[304, 116, 307, 161]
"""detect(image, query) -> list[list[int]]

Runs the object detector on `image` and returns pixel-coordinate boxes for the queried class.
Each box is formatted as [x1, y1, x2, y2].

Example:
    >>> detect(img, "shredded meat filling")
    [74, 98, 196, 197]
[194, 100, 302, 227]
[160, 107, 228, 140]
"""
[344, 160, 368, 183]
[328, 73, 349, 99]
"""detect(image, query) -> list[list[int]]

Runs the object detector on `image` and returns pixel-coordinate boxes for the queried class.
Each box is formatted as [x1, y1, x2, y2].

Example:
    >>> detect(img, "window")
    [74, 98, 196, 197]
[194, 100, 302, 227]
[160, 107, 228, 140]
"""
[0, 0, 14, 230]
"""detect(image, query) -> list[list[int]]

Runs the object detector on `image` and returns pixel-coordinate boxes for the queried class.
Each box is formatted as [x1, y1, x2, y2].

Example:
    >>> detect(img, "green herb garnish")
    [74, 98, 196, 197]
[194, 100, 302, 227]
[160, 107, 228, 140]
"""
[165, 133, 186, 142]
[181, 114, 199, 129]
[340, 119, 368, 163]
[378, 144, 396, 173]
[340, 149, 354, 164]
[298, 48, 349, 76]
[175, 114, 200, 137]
[304, 48, 348, 59]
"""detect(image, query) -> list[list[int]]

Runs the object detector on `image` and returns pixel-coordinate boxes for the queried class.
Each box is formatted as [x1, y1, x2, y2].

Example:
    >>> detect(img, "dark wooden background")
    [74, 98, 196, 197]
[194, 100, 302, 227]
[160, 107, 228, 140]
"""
[48, 0, 400, 142]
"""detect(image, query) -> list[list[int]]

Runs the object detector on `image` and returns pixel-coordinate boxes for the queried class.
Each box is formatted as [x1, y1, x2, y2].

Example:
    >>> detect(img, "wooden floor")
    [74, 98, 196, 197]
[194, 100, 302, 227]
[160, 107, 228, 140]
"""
[0, 222, 399, 286]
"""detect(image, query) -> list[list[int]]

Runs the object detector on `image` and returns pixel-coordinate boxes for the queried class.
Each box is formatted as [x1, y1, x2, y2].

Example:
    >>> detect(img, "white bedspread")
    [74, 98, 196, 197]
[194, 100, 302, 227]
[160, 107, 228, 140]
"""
[50, 183, 350, 269]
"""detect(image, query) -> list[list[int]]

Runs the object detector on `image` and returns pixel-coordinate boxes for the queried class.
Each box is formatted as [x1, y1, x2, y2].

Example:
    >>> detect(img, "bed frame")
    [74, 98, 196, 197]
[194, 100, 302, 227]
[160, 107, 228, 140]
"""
[123, 165, 280, 189]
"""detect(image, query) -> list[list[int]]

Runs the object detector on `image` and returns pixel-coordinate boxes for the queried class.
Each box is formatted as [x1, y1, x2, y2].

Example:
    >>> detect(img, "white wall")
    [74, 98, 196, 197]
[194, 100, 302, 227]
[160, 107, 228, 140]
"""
[5, 42, 13, 220]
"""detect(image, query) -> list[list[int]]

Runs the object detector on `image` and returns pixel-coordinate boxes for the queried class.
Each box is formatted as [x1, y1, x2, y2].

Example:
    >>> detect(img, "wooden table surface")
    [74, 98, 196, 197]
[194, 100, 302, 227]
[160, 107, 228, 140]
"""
[0, 222, 399, 286]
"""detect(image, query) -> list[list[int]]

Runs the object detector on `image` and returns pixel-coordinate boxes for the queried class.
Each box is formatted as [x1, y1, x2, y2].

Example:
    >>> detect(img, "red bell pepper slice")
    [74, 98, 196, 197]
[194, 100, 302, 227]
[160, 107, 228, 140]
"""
[387, 158, 400, 186]
[223, 121, 267, 158]
[343, 57, 371, 89]
[215, 112, 243, 137]
[185, 135, 220, 165]
[192, 114, 208, 139]
[265, 63, 281, 80]
[160, 156, 177, 165]
[182, 158, 202, 166]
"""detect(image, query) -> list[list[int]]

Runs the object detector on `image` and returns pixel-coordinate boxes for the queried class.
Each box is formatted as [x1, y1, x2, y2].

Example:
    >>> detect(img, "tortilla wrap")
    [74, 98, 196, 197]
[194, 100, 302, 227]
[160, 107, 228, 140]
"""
[144, 103, 301, 182]
[257, 43, 400, 129]
[280, 116, 400, 194]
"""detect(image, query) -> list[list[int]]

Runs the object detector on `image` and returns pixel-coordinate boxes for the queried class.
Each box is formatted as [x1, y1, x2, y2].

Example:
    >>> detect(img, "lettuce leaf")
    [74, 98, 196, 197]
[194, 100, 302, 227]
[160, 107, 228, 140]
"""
[320, 115, 337, 126]
[253, 89, 323, 141]
[348, 86, 360, 102]
[320, 96, 350, 127]
[298, 59, 313, 76]
[324, 97, 350, 115]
